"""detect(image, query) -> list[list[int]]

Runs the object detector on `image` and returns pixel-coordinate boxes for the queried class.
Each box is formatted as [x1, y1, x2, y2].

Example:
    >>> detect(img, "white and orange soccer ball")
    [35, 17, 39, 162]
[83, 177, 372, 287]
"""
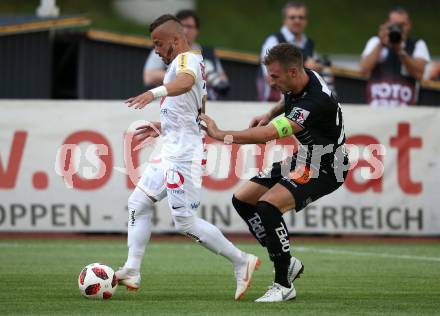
[78, 263, 118, 299]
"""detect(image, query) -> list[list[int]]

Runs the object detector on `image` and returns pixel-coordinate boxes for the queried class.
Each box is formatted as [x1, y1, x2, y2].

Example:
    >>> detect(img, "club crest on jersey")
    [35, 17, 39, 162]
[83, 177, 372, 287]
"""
[165, 169, 185, 189]
[289, 107, 310, 125]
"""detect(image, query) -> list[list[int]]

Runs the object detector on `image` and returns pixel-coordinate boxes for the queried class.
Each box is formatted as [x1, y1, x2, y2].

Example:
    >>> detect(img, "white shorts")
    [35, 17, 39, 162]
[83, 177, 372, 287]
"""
[136, 158, 203, 217]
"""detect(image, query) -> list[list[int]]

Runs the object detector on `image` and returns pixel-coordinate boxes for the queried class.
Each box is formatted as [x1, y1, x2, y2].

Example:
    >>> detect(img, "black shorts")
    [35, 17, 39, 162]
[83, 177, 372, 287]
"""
[250, 156, 348, 212]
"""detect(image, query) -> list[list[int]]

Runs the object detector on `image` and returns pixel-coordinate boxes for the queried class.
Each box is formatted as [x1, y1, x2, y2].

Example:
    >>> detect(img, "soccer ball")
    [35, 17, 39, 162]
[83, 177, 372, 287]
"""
[78, 263, 118, 299]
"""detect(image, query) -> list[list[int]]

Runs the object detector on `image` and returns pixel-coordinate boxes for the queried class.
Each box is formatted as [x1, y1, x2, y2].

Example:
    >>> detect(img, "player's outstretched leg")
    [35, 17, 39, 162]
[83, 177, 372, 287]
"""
[254, 201, 298, 302]
[115, 187, 154, 291]
[173, 215, 260, 300]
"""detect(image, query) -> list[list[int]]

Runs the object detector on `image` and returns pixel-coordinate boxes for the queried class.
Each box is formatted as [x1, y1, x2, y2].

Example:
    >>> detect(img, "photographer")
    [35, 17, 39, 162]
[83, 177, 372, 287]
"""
[143, 10, 229, 100]
[360, 7, 430, 106]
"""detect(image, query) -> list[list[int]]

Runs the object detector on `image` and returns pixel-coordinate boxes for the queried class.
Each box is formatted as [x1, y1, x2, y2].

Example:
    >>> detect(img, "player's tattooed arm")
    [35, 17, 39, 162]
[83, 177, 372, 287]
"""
[125, 73, 195, 109]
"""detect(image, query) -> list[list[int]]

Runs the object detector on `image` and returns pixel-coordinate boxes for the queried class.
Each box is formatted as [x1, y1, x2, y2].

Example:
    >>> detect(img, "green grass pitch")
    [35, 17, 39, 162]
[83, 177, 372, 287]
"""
[1, 238, 439, 315]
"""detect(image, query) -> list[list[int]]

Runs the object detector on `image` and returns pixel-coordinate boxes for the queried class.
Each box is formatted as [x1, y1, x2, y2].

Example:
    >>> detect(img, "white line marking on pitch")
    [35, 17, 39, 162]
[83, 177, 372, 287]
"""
[295, 247, 440, 262]
[0, 242, 439, 262]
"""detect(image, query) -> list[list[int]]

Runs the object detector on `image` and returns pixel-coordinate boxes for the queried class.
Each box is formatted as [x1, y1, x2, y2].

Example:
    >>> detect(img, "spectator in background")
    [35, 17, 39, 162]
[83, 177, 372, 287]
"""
[360, 6, 430, 106]
[143, 10, 229, 100]
[257, 1, 322, 101]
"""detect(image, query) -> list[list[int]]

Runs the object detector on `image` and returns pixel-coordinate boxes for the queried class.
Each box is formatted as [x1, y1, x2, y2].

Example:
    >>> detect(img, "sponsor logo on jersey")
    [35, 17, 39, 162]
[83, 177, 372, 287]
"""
[289, 107, 310, 125]
[169, 189, 184, 195]
[165, 169, 185, 189]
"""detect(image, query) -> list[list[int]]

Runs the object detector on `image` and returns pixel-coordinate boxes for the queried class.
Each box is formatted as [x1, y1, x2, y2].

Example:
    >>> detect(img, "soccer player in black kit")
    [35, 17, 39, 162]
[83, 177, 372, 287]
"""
[201, 43, 350, 302]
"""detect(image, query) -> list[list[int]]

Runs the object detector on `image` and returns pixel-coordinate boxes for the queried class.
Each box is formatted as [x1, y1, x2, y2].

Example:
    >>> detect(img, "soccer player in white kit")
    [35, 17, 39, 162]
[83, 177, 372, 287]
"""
[115, 14, 260, 301]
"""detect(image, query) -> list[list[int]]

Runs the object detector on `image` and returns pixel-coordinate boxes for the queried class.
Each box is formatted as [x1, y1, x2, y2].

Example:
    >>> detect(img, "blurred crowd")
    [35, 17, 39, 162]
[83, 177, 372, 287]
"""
[143, 2, 439, 106]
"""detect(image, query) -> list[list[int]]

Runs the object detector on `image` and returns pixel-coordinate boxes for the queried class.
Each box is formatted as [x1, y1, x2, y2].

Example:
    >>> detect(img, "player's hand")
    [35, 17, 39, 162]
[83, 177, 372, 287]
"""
[200, 113, 221, 140]
[125, 91, 155, 109]
[249, 113, 271, 128]
[134, 121, 161, 142]
[378, 23, 390, 47]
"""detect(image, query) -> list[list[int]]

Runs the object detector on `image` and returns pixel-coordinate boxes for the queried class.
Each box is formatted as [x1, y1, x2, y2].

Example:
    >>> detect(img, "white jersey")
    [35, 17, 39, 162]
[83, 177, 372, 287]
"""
[160, 51, 207, 162]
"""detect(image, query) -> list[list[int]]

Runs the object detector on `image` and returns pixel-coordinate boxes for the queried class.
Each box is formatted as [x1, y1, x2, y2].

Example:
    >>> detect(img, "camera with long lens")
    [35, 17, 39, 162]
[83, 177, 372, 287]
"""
[316, 55, 332, 68]
[388, 23, 403, 44]
[204, 60, 229, 95]
[316, 55, 336, 96]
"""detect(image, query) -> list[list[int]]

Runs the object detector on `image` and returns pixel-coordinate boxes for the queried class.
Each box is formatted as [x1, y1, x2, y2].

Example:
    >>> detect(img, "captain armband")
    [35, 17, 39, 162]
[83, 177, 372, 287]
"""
[271, 117, 293, 138]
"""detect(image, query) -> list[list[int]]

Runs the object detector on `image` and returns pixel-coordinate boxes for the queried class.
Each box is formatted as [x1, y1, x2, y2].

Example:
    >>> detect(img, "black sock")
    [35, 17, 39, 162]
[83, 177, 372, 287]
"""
[256, 201, 292, 288]
[232, 195, 267, 247]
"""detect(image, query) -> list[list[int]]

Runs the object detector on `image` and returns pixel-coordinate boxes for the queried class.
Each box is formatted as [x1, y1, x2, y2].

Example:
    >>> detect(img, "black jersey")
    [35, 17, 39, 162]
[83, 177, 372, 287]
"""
[284, 69, 346, 171]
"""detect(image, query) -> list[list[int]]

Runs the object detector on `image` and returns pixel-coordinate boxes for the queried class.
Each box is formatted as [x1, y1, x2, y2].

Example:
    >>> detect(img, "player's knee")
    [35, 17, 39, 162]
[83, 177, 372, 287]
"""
[233, 191, 258, 205]
[172, 215, 195, 234]
[256, 200, 282, 222]
[258, 190, 296, 212]
[128, 187, 154, 214]
[233, 189, 253, 205]
[232, 194, 253, 214]
[231, 194, 243, 209]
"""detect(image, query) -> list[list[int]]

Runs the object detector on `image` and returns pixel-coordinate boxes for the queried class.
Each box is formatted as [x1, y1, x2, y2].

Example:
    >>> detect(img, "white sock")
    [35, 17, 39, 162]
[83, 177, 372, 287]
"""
[124, 187, 153, 271]
[174, 215, 246, 266]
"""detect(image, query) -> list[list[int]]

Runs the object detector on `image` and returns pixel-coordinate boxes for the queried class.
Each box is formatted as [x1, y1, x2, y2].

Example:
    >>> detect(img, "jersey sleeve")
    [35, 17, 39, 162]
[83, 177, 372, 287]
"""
[285, 98, 319, 129]
[413, 39, 431, 63]
[361, 36, 380, 58]
[175, 53, 199, 80]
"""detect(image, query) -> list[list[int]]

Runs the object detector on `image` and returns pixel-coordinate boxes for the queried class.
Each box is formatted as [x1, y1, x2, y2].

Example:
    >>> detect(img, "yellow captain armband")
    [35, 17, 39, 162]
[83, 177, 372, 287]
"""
[271, 117, 293, 138]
